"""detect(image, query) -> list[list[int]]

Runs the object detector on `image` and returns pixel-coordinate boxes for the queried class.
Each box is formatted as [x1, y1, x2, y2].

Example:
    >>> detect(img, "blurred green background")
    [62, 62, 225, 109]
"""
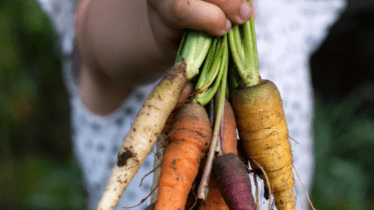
[0, 0, 86, 209]
[0, 0, 373, 209]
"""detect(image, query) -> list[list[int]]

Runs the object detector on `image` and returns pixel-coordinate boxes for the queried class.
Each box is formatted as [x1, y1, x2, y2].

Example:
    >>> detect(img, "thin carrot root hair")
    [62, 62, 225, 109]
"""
[151, 134, 166, 203]
[140, 164, 161, 187]
[293, 166, 316, 210]
[122, 184, 158, 209]
[188, 182, 199, 210]
[252, 159, 272, 210]
[253, 172, 259, 210]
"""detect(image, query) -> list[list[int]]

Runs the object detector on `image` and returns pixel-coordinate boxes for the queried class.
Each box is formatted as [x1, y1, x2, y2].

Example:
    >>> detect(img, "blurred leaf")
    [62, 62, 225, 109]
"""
[0, 0, 82, 209]
[15, 157, 87, 210]
[20, 0, 48, 33]
[312, 82, 374, 210]
[337, 118, 374, 150]
[313, 100, 332, 167]
[329, 158, 369, 189]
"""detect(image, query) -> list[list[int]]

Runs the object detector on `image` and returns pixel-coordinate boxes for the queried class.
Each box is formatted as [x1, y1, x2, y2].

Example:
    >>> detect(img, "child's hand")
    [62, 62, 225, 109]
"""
[75, 0, 252, 115]
[148, 0, 253, 53]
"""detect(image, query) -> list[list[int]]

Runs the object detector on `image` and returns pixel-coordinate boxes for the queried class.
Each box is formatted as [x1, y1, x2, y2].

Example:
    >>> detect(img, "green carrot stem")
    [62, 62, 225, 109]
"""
[176, 30, 213, 80]
[195, 37, 223, 92]
[195, 38, 220, 89]
[228, 59, 241, 93]
[197, 35, 228, 200]
[249, 15, 259, 70]
[228, 0, 261, 87]
[192, 37, 227, 106]
[175, 31, 188, 64]
[214, 90, 224, 156]
[192, 57, 224, 106]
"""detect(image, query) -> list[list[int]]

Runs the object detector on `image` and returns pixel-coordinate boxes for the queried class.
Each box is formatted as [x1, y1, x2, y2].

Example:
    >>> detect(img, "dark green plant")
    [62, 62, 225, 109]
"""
[311, 83, 374, 210]
[0, 0, 86, 209]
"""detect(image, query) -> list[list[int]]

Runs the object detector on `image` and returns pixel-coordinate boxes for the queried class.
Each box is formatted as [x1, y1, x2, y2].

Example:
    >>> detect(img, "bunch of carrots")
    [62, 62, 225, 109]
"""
[96, 1, 299, 210]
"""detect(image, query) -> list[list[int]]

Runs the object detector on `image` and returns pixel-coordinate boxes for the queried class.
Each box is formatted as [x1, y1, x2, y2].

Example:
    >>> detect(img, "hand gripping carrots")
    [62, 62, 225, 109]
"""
[101, 1, 300, 208]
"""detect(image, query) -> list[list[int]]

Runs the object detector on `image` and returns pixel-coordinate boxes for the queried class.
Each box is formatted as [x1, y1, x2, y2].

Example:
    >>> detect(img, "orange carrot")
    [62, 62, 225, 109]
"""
[155, 102, 212, 210]
[199, 176, 229, 210]
[162, 82, 194, 136]
[222, 99, 237, 155]
[151, 82, 194, 204]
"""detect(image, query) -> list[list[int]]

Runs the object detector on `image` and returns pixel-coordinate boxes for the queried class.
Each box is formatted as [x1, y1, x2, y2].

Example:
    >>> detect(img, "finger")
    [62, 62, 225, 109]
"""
[203, 0, 252, 25]
[147, 5, 185, 53]
[160, 0, 231, 36]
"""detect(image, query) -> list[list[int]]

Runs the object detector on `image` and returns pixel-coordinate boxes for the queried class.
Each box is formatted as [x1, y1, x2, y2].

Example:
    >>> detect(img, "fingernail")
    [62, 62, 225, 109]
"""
[225, 19, 232, 32]
[239, 2, 251, 21]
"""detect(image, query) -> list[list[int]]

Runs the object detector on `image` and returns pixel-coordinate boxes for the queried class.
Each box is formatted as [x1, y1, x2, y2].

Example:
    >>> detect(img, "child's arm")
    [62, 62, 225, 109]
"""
[75, 0, 252, 115]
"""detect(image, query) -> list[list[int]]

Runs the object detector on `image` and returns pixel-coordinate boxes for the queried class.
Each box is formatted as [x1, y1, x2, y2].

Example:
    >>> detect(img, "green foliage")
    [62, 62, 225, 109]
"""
[0, 0, 87, 209]
[22, 158, 87, 210]
[311, 83, 374, 210]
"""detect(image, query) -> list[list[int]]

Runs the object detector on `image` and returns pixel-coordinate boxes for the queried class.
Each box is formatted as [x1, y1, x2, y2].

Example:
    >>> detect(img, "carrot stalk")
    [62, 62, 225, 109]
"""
[176, 30, 213, 79]
[193, 36, 227, 106]
[197, 35, 229, 200]
[195, 38, 221, 92]
[228, 0, 260, 88]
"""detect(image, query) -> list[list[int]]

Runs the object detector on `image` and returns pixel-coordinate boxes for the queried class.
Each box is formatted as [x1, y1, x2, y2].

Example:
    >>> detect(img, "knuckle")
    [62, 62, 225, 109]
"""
[206, 18, 226, 36]
[220, 0, 246, 22]
[220, 0, 240, 12]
